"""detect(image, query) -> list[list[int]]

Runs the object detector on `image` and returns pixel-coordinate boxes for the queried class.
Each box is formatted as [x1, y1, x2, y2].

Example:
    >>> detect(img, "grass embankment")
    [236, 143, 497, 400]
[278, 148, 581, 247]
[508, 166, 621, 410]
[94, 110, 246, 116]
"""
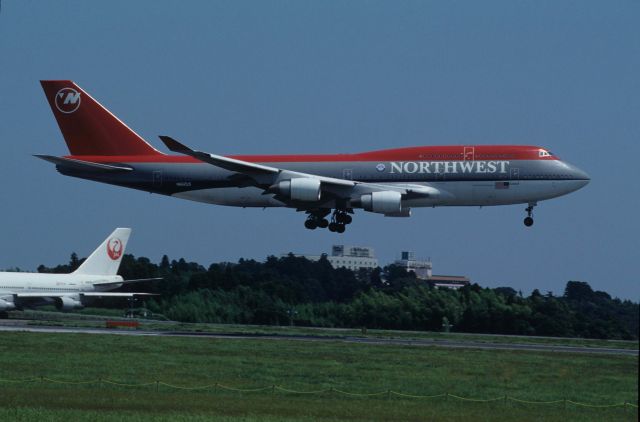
[0, 332, 637, 421]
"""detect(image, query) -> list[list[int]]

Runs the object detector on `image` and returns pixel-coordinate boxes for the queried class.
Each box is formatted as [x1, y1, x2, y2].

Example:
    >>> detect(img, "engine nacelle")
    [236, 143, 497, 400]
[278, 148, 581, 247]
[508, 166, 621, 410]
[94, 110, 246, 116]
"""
[275, 178, 321, 202]
[55, 296, 84, 312]
[360, 191, 403, 214]
[384, 208, 411, 217]
[0, 299, 16, 311]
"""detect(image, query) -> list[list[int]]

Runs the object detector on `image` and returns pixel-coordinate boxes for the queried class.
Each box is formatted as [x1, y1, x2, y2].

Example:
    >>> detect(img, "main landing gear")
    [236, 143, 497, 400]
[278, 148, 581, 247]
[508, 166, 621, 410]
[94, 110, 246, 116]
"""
[304, 209, 353, 233]
[304, 215, 328, 230]
[524, 202, 536, 227]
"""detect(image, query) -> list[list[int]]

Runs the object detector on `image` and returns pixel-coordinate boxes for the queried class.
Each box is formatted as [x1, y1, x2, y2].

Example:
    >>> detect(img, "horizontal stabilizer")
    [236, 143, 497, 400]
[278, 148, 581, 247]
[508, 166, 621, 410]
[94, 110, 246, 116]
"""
[93, 277, 163, 287]
[34, 155, 133, 172]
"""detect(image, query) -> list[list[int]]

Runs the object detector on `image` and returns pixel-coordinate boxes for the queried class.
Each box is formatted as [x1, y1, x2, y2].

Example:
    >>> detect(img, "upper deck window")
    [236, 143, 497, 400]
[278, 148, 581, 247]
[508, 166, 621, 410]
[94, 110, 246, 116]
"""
[538, 149, 553, 157]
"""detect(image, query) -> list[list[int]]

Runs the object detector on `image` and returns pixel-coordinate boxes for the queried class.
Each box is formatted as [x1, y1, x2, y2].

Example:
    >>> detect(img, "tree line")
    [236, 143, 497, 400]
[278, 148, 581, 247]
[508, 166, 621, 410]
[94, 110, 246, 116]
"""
[38, 253, 639, 340]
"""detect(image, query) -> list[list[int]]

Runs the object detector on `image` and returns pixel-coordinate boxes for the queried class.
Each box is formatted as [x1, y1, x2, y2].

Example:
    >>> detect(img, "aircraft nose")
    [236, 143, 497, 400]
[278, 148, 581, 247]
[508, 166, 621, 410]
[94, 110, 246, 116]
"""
[573, 166, 591, 185]
[571, 165, 590, 183]
[564, 162, 590, 190]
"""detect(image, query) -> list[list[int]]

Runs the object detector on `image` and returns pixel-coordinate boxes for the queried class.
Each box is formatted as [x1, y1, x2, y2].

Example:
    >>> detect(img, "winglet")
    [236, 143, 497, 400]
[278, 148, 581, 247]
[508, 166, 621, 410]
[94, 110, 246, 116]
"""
[159, 136, 192, 154]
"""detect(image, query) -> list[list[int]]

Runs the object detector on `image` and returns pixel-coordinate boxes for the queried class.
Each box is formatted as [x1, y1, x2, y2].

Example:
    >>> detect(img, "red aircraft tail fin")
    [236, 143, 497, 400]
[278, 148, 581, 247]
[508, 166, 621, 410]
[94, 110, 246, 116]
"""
[40, 80, 161, 156]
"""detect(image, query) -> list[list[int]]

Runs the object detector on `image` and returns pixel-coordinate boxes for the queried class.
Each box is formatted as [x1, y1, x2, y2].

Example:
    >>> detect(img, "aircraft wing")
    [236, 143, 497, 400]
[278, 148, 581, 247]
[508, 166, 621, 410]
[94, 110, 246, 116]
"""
[13, 293, 63, 298]
[159, 136, 356, 190]
[159, 136, 278, 174]
[14, 292, 156, 299]
[81, 292, 158, 297]
[159, 137, 442, 208]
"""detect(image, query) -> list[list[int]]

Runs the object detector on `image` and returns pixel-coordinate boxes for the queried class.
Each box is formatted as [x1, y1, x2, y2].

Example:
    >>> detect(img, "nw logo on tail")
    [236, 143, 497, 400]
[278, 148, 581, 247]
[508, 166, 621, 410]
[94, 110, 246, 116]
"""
[106, 238, 123, 260]
[54, 88, 81, 113]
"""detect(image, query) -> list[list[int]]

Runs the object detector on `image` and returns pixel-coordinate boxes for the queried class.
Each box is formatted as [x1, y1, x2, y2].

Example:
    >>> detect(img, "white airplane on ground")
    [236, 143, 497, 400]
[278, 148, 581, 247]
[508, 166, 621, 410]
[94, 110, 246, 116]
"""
[0, 228, 159, 314]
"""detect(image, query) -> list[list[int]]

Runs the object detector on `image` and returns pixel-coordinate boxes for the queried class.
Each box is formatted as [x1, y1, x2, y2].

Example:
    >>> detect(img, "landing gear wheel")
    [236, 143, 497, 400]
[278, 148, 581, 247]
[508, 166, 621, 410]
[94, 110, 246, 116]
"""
[328, 222, 338, 232]
[333, 210, 353, 225]
[304, 209, 331, 230]
[336, 224, 346, 233]
[523, 202, 536, 228]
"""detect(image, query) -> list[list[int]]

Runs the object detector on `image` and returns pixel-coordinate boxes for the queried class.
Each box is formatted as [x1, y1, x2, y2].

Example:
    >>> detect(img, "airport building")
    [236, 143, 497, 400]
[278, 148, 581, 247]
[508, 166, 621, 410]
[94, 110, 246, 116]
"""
[394, 251, 470, 289]
[286, 245, 378, 272]
[286, 247, 470, 288]
[394, 251, 433, 279]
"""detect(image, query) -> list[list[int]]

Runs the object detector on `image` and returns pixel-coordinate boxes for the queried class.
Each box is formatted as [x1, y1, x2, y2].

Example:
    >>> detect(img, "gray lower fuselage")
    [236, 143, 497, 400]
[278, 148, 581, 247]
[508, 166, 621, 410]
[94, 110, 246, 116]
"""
[58, 158, 590, 209]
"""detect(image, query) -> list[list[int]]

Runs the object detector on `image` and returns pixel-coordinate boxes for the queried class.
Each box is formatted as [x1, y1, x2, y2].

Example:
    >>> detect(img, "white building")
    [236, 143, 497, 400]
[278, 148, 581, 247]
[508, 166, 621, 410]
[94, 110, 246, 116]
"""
[286, 245, 379, 271]
[394, 251, 470, 288]
[394, 251, 433, 279]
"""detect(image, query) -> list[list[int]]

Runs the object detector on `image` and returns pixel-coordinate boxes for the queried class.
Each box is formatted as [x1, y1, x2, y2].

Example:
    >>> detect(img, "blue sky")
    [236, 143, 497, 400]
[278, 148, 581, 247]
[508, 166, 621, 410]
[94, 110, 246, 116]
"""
[0, 1, 638, 300]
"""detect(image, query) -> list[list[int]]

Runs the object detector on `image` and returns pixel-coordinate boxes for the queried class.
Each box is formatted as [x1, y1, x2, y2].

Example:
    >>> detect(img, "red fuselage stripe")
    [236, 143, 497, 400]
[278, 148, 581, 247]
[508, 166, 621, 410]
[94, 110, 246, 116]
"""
[65, 145, 558, 164]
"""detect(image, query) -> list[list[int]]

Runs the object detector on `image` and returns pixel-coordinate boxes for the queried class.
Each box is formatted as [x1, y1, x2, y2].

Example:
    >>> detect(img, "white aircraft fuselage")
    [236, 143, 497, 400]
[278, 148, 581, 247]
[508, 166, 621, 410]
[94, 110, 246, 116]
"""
[0, 273, 123, 294]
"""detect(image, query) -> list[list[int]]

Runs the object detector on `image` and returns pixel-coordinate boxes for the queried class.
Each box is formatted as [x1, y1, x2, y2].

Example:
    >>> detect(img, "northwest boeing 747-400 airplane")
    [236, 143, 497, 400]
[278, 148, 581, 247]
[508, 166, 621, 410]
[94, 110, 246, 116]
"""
[0, 228, 158, 313]
[37, 81, 589, 232]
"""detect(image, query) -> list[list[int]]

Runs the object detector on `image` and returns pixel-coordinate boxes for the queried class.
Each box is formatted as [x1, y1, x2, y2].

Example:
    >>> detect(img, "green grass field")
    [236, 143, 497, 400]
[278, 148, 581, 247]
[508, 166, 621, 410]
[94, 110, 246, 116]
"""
[0, 331, 637, 421]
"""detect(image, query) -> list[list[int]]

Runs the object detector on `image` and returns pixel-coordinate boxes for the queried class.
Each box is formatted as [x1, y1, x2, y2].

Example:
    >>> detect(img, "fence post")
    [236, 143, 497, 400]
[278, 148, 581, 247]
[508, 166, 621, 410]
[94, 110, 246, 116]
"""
[504, 395, 507, 406]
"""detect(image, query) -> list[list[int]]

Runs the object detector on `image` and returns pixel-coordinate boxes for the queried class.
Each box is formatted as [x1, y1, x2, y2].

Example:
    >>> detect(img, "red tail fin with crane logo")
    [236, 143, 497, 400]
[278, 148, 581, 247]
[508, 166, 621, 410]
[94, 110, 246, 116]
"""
[40, 80, 162, 156]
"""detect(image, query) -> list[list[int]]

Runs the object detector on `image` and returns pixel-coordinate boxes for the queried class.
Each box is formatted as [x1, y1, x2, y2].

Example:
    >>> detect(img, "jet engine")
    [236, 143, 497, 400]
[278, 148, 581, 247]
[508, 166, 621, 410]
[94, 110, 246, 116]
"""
[360, 191, 403, 214]
[55, 296, 84, 311]
[272, 178, 321, 202]
[0, 299, 16, 311]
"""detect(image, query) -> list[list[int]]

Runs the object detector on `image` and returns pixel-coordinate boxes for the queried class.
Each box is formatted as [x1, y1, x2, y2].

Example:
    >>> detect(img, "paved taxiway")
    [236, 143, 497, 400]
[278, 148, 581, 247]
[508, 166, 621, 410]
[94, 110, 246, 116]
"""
[0, 324, 636, 356]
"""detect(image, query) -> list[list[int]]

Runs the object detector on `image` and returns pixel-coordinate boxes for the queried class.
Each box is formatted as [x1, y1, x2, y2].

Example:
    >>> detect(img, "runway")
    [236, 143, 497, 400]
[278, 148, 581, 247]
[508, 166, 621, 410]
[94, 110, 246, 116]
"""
[0, 323, 636, 356]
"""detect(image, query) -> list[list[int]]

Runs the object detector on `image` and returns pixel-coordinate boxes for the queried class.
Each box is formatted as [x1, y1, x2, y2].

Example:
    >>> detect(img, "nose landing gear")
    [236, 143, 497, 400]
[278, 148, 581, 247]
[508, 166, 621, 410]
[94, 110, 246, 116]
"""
[524, 202, 536, 227]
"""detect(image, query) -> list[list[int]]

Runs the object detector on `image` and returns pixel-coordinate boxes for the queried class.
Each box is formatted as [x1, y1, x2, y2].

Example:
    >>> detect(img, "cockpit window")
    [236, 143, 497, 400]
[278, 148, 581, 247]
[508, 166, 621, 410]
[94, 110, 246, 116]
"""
[538, 149, 553, 157]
